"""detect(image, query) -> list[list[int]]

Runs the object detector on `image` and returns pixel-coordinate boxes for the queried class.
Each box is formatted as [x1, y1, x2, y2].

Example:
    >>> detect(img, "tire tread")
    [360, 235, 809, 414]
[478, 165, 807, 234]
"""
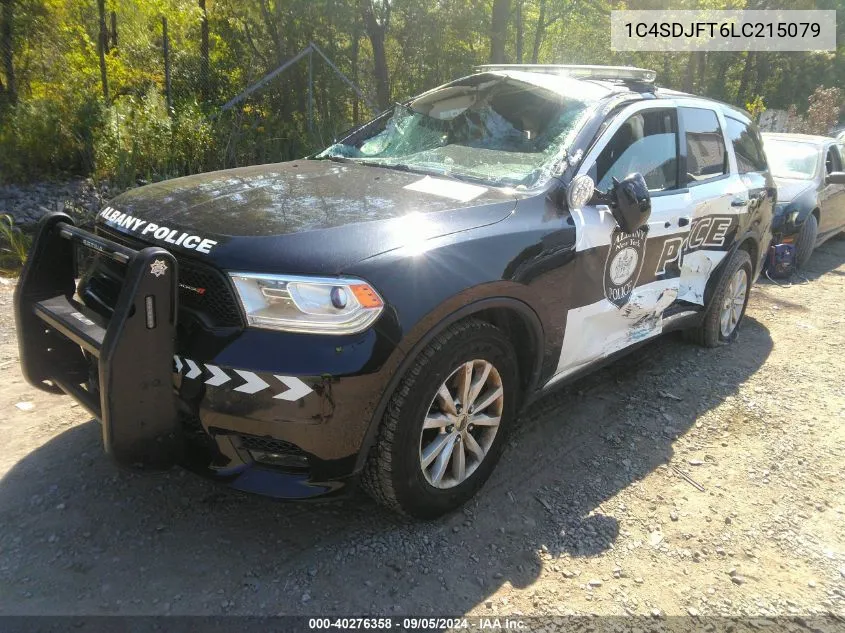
[360, 318, 502, 516]
[684, 248, 752, 348]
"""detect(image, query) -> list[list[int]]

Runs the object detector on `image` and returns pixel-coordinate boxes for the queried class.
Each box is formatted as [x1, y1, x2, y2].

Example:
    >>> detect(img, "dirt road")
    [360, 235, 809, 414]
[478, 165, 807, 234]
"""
[1, 238, 843, 617]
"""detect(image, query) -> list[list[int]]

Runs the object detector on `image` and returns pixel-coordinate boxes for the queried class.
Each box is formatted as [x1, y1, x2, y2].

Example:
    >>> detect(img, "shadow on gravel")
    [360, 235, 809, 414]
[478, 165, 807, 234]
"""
[0, 317, 773, 615]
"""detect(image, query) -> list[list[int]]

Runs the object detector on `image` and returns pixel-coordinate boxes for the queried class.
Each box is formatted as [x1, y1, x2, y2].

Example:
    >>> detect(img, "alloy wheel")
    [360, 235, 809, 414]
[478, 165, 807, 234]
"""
[418, 359, 504, 489]
[720, 267, 748, 338]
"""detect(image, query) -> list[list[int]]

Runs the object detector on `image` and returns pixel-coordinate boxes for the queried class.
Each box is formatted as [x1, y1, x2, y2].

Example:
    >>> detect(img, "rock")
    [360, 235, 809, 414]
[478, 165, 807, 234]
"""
[808, 580, 816, 588]
[730, 575, 746, 585]
[649, 531, 664, 547]
[588, 579, 603, 587]
[670, 511, 679, 521]
[15, 402, 34, 411]
[688, 607, 700, 616]
[301, 593, 311, 603]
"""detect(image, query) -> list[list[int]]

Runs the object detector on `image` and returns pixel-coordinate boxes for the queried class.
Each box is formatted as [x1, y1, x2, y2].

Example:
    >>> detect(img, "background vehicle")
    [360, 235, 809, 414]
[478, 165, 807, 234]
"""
[15, 66, 773, 518]
[762, 133, 845, 268]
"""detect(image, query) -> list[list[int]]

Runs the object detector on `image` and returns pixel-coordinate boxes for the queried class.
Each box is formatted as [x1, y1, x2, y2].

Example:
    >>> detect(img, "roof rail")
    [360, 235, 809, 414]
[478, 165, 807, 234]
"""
[475, 64, 657, 84]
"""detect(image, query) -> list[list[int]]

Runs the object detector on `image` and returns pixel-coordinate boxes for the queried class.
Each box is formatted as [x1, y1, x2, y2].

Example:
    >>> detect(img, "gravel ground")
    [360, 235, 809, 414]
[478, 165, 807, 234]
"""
[0, 179, 108, 228]
[0, 238, 843, 618]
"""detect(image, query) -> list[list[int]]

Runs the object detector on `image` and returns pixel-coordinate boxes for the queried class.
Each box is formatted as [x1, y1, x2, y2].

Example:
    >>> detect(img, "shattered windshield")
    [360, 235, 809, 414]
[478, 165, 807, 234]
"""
[317, 76, 596, 188]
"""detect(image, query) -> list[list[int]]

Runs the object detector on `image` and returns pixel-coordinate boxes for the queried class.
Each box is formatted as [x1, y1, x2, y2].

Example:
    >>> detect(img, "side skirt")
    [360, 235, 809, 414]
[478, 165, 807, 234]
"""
[523, 309, 702, 409]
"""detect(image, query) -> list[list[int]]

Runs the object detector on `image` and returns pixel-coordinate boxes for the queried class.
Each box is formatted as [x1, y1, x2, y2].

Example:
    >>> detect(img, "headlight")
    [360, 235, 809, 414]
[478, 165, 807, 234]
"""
[229, 273, 384, 335]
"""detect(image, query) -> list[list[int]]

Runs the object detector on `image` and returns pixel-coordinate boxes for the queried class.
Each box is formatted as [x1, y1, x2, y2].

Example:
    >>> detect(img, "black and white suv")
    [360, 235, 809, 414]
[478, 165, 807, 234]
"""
[15, 65, 773, 518]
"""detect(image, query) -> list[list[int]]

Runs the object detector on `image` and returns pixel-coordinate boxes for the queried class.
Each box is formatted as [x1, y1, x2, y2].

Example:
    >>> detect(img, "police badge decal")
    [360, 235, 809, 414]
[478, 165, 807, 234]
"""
[603, 227, 647, 308]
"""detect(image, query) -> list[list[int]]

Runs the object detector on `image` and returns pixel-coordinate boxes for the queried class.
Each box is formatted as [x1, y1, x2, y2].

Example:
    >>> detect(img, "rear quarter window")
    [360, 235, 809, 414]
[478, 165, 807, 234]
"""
[681, 107, 727, 185]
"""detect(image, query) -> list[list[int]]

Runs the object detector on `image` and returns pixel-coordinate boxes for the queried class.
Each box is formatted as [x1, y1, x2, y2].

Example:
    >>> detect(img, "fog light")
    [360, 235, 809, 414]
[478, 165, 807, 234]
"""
[249, 450, 309, 470]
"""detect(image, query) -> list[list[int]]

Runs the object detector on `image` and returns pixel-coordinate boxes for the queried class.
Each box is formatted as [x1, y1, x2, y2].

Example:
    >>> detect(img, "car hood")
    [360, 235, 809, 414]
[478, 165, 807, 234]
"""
[97, 160, 517, 274]
[773, 177, 815, 205]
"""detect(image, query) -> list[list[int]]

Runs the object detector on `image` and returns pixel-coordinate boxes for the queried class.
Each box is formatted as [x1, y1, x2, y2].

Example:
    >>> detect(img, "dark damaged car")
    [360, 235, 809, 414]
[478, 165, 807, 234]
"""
[15, 65, 773, 518]
[761, 133, 845, 268]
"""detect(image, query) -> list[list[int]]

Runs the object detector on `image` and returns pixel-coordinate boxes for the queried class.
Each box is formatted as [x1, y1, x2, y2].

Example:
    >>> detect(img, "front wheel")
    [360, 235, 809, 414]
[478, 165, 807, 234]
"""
[794, 213, 818, 269]
[684, 249, 752, 348]
[361, 319, 519, 519]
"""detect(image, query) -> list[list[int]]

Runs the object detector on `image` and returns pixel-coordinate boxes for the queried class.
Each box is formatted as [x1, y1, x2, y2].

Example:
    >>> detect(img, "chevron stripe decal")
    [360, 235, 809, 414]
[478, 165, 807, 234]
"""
[173, 356, 314, 402]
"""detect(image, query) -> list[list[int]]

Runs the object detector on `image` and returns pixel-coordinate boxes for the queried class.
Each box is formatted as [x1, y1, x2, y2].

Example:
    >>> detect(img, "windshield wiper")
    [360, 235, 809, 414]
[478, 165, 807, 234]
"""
[320, 154, 359, 164]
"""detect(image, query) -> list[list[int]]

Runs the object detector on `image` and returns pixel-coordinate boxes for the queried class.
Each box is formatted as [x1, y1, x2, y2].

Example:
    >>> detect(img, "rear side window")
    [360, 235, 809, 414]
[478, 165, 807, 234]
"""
[825, 146, 843, 175]
[725, 117, 768, 174]
[681, 107, 727, 184]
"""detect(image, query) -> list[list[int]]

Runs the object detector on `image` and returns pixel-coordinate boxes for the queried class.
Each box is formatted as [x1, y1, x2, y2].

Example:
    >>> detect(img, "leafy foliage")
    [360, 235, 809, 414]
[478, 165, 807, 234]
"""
[0, 0, 843, 185]
[0, 213, 31, 272]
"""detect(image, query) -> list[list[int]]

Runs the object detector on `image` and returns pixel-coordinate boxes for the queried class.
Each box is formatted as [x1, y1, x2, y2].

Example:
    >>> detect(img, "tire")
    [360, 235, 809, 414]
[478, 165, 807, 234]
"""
[684, 249, 752, 348]
[361, 319, 519, 519]
[794, 213, 818, 269]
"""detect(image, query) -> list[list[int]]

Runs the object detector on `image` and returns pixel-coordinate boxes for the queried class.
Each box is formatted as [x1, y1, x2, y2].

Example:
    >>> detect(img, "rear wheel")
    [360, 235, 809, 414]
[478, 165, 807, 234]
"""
[361, 319, 519, 519]
[795, 213, 818, 269]
[685, 249, 752, 348]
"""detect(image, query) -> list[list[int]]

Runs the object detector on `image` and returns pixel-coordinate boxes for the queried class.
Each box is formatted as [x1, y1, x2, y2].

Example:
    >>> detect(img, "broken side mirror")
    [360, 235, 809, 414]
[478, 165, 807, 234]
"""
[826, 171, 845, 185]
[610, 173, 652, 234]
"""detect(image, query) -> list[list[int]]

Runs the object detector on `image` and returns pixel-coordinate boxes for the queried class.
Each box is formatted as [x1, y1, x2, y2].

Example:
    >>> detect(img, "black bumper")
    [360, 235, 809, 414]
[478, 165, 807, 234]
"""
[14, 212, 181, 469]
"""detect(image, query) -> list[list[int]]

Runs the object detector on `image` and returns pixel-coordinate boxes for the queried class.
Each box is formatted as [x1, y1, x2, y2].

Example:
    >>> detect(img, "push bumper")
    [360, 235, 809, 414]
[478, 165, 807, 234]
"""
[15, 213, 399, 498]
[14, 213, 181, 469]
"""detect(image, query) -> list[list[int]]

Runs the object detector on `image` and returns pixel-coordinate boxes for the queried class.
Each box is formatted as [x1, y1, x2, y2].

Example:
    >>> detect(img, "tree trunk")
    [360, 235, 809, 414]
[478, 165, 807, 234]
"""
[752, 53, 767, 98]
[531, 0, 546, 64]
[199, 0, 209, 102]
[737, 51, 756, 105]
[360, 0, 390, 111]
[712, 54, 731, 100]
[110, 10, 117, 49]
[351, 14, 360, 124]
[162, 17, 171, 112]
[515, 0, 523, 64]
[489, 0, 510, 64]
[1, 0, 15, 105]
[696, 51, 706, 93]
[97, 0, 109, 100]
[682, 52, 695, 93]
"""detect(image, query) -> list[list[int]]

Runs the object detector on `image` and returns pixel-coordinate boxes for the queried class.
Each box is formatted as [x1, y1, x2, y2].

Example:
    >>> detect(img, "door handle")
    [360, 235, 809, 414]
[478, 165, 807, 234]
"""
[678, 217, 690, 227]
[731, 197, 749, 207]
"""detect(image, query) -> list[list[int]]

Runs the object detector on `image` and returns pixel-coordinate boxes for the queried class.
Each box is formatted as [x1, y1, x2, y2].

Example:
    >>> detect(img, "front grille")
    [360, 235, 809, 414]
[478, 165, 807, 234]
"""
[92, 228, 244, 329]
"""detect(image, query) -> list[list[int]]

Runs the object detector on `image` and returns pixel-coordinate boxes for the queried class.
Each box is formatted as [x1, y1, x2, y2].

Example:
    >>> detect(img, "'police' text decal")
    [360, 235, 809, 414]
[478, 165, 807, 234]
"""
[655, 215, 735, 277]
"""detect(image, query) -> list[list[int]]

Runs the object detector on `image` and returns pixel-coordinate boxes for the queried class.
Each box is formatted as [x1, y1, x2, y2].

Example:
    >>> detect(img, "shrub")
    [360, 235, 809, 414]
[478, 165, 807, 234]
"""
[93, 88, 216, 189]
[0, 96, 102, 183]
[0, 214, 31, 273]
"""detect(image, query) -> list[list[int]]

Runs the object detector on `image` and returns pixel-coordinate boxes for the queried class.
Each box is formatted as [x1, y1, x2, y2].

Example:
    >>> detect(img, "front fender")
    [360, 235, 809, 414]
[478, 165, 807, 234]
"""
[773, 192, 818, 236]
[350, 293, 546, 473]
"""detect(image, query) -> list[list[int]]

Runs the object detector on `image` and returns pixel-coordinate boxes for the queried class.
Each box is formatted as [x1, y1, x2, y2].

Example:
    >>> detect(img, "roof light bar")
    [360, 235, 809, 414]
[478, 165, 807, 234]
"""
[475, 64, 657, 84]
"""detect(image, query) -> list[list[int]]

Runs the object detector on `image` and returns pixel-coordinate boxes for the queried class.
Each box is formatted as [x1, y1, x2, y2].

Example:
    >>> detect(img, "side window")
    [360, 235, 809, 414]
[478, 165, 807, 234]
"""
[825, 146, 842, 175]
[595, 108, 679, 193]
[725, 117, 768, 174]
[681, 107, 727, 184]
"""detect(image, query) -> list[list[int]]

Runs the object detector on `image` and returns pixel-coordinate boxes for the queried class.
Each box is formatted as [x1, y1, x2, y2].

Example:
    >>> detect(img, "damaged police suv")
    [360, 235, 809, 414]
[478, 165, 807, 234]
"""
[15, 65, 773, 518]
